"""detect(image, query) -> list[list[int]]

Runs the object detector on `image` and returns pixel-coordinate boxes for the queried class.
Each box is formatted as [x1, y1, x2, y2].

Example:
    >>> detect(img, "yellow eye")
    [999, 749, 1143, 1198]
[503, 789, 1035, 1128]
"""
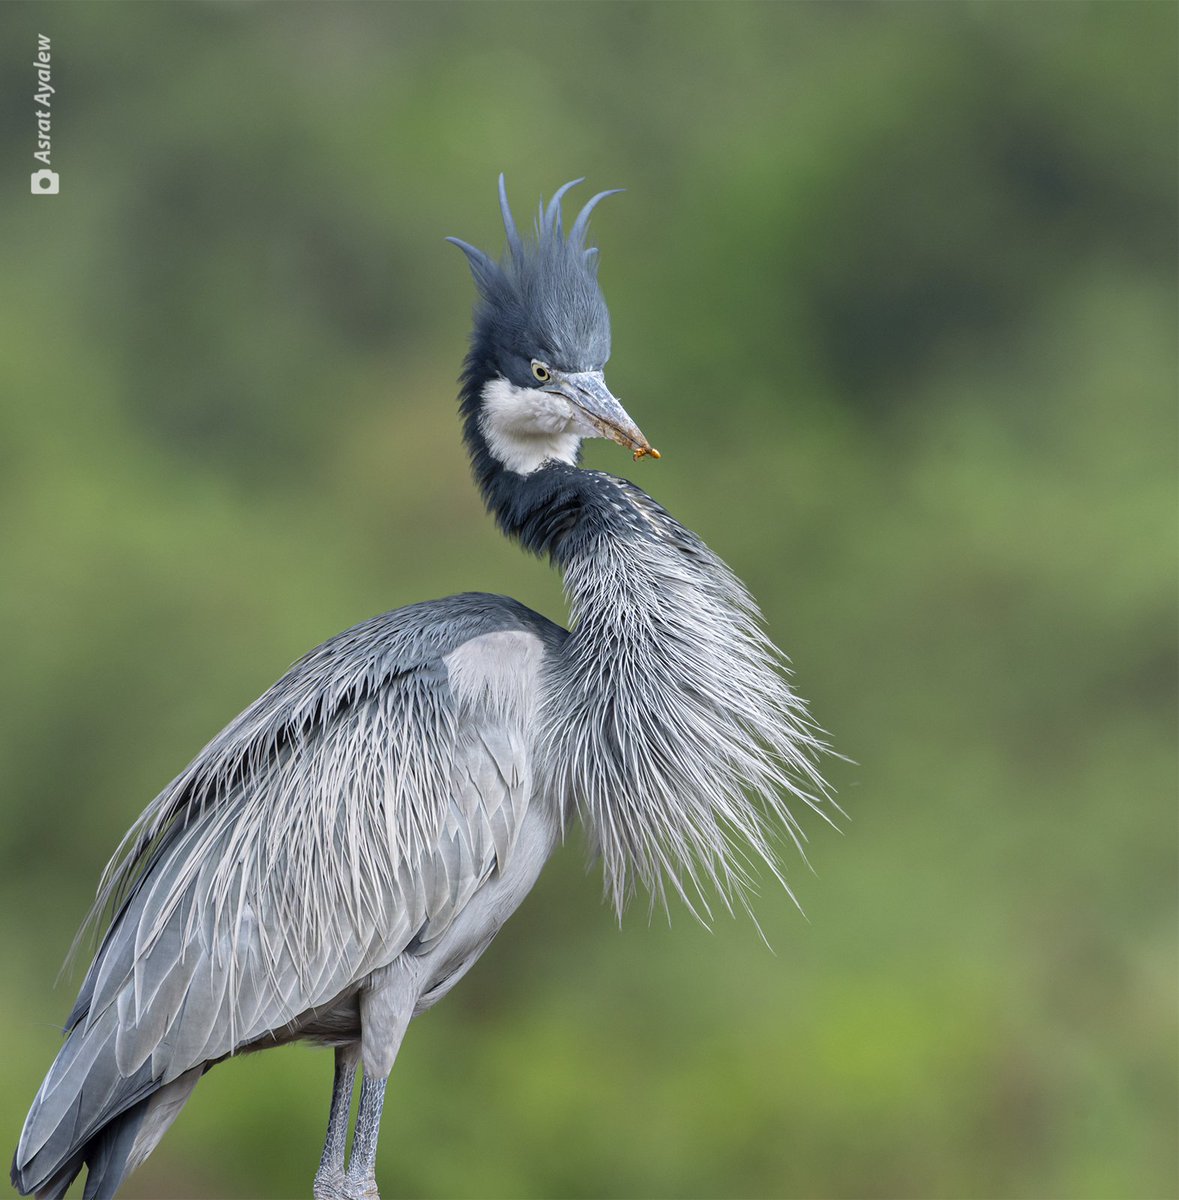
[531, 361, 551, 383]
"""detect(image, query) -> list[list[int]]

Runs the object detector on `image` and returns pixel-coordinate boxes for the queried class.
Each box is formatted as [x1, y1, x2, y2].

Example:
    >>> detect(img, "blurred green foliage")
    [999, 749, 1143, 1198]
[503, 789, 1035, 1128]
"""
[1, 3, 1175, 1198]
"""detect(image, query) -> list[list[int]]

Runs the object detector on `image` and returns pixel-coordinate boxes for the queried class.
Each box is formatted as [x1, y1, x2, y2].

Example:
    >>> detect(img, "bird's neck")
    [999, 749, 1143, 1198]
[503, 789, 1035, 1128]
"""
[459, 351, 591, 560]
[534, 464, 829, 919]
[460, 350, 720, 579]
[460, 353, 829, 920]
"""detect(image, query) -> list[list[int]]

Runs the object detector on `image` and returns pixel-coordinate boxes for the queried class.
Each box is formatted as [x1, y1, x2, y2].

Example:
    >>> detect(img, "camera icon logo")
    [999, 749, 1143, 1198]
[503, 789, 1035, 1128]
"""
[31, 168, 59, 195]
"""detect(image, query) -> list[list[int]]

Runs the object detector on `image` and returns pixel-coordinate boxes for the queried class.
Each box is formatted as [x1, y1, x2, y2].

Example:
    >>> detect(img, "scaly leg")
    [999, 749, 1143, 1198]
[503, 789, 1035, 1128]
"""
[341, 1073, 387, 1200]
[313, 1044, 360, 1200]
[336, 961, 416, 1200]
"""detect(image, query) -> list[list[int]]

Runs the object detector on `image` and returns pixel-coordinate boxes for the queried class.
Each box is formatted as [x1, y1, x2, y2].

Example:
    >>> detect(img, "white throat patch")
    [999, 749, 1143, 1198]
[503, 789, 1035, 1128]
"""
[480, 377, 582, 475]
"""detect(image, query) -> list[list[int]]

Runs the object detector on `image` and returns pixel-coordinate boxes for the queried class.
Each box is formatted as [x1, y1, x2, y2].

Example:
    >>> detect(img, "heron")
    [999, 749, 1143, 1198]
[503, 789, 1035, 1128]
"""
[12, 177, 832, 1200]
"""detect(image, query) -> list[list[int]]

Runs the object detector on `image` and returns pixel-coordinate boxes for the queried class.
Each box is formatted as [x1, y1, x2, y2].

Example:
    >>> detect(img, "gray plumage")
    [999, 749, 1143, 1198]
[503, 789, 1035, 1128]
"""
[13, 177, 833, 1200]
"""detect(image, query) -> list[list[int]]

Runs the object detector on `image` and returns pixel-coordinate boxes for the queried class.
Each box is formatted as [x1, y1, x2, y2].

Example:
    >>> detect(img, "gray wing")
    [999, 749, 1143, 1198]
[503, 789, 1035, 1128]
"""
[15, 595, 560, 1191]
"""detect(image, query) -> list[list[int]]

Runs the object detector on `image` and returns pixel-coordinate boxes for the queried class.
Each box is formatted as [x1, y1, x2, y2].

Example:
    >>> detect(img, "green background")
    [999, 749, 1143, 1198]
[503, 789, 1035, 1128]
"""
[2, 3, 1175, 1197]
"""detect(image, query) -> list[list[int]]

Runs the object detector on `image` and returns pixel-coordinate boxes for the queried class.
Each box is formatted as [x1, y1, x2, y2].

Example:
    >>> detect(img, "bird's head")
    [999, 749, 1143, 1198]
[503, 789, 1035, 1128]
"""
[450, 176, 658, 476]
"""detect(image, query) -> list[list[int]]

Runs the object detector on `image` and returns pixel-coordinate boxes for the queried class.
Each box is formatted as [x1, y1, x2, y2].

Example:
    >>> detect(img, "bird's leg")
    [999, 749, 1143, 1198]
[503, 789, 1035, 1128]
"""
[339, 962, 416, 1200]
[313, 1043, 360, 1200]
[341, 1072, 387, 1200]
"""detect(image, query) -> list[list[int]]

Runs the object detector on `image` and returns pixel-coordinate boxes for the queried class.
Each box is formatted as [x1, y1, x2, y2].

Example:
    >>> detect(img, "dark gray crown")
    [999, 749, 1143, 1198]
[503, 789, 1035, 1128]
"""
[448, 176, 620, 372]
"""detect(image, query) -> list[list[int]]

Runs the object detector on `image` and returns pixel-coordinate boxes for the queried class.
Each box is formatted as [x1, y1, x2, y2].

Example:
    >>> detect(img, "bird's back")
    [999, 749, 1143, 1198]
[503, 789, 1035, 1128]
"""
[13, 593, 567, 1199]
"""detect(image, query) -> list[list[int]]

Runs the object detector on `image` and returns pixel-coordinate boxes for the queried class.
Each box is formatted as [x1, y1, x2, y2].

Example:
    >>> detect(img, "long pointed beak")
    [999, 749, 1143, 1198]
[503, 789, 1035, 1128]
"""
[546, 370, 660, 461]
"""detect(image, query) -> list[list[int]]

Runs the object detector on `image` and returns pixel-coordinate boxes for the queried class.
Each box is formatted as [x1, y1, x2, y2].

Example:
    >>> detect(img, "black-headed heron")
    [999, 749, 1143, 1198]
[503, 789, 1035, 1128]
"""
[13, 177, 832, 1200]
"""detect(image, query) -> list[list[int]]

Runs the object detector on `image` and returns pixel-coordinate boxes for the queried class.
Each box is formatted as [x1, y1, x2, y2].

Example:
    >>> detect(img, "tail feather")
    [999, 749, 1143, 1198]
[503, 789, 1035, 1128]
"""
[13, 1052, 201, 1199]
[13, 1008, 154, 1196]
[78, 1108, 142, 1200]
[78, 1096, 145, 1200]
[83, 1068, 203, 1200]
[25, 1148, 84, 1200]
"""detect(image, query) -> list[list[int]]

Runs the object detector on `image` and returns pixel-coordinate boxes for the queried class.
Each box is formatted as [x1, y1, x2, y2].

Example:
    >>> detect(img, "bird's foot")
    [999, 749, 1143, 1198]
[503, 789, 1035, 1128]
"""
[341, 1169, 380, 1200]
[312, 1168, 350, 1200]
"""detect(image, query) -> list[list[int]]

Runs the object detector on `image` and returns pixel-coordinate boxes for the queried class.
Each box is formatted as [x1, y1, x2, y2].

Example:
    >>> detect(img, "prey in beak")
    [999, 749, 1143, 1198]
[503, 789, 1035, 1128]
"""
[541, 367, 661, 461]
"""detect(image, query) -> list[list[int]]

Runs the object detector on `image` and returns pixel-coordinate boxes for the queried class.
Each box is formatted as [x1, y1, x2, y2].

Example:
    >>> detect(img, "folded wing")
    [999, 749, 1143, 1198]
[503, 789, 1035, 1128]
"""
[14, 595, 558, 1196]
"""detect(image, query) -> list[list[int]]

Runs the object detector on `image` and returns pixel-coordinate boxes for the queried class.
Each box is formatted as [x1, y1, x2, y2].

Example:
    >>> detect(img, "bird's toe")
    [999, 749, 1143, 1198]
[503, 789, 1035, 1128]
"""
[341, 1169, 380, 1200]
[312, 1169, 350, 1200]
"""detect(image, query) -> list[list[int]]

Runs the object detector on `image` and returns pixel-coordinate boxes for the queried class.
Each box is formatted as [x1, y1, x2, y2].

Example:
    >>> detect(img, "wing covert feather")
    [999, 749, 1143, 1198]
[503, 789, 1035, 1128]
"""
[20, 597, 560, 1178]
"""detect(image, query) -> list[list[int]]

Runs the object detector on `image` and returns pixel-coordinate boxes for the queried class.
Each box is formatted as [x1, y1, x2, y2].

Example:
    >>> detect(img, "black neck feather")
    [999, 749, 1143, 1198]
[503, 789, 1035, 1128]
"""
[458, 337, 619, 566]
